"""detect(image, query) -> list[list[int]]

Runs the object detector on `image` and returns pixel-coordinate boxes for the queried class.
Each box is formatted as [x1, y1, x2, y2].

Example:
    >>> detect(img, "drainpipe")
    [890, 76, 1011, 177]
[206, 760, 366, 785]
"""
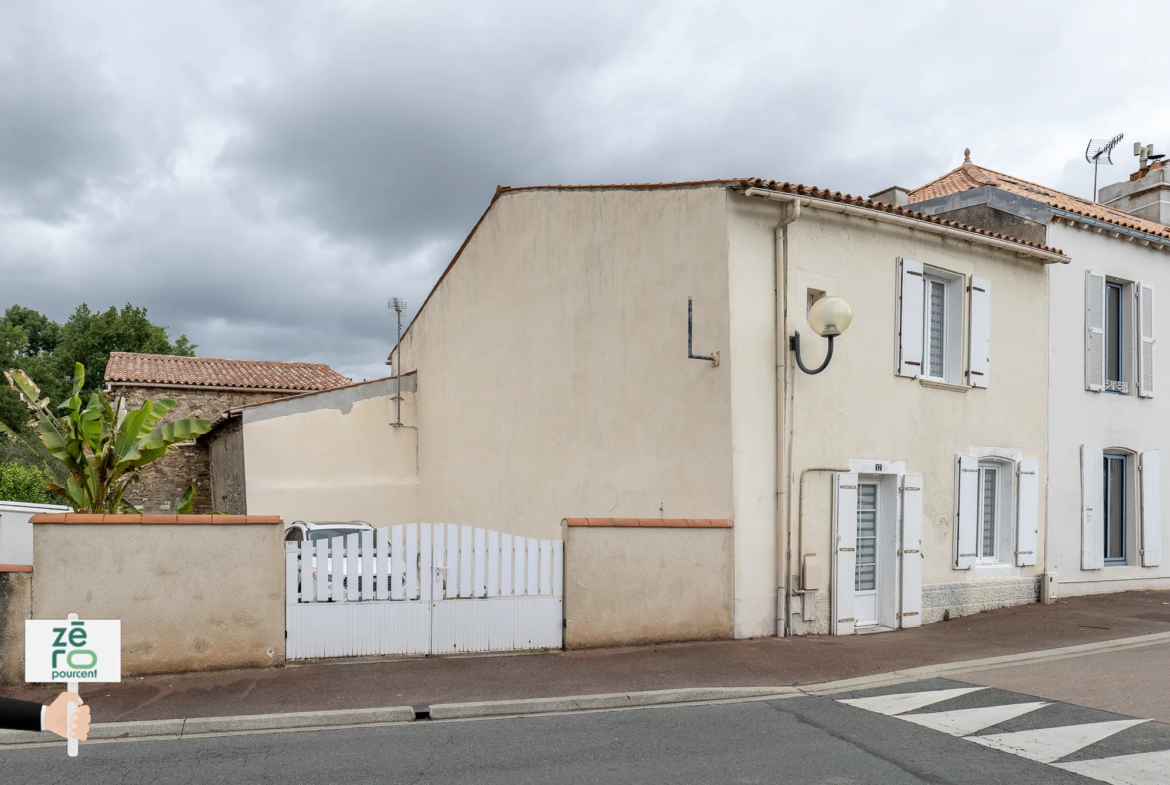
[774, 199, 801, 636]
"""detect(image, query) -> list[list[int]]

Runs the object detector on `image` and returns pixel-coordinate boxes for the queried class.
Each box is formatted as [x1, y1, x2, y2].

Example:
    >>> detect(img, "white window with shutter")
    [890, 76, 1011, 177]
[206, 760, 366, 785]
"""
[1016, 458, 1039, 566]
[1085, 271, 1106, 392]
[1138, 283, 1155, 398]
[896, 258, 924, 378]
[832, 472, 858, 636]
[1141, 449, 1162, 567]
[900, 475, 923, 629]
[1081, 445, 1105, 569]
[968, 276, 991, 388]
[954, 454, 979, 569]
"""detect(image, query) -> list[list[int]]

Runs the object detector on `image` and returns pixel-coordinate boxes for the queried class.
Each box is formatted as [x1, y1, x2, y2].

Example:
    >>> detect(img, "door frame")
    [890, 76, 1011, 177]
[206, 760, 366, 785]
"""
[835, 459, 906, 634]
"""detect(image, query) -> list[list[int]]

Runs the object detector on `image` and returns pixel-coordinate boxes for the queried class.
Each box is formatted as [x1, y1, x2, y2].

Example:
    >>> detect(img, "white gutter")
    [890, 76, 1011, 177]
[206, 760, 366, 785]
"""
[742, 187, 1068, 264]
[1049, 209, 1169, 250]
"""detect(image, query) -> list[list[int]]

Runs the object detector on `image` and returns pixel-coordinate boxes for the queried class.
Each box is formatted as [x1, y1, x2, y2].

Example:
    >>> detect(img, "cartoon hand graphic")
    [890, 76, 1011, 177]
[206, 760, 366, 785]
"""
[44, 692, 90, 741]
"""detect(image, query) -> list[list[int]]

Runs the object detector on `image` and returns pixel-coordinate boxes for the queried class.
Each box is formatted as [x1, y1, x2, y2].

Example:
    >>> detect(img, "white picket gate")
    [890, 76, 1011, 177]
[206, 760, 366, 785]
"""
[285, 523, 563, 659]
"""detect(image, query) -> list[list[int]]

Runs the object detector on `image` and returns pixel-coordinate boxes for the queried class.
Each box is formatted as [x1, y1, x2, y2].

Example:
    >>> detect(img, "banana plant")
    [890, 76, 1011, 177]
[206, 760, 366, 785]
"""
[0, 363, 212, 513]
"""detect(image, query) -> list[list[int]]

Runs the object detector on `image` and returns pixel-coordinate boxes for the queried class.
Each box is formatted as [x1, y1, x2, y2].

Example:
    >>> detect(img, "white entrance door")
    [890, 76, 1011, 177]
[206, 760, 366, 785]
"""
[854, 482, 880, 627]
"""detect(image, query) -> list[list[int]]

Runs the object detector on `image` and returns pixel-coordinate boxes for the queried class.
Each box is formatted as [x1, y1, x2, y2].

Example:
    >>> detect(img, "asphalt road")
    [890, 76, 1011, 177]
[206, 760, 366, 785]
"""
[6, 676, 1168, 784]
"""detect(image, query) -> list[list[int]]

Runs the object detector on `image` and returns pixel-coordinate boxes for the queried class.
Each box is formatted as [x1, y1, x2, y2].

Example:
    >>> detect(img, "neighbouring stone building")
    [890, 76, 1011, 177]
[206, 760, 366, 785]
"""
[105, 352, 350, 514]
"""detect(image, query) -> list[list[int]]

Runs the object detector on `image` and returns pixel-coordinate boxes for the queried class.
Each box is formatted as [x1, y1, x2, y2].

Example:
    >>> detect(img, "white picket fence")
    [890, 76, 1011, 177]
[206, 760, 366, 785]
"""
[285, 523, 563, 659]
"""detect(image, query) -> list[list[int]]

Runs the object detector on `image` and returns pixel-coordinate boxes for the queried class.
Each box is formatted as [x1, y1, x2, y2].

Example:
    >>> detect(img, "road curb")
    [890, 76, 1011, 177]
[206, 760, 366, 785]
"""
[2, 630, 1167, 746]
[0, 707, 416, 747]
[428, 686, 801, 720]
[797, 630, 1170, 696]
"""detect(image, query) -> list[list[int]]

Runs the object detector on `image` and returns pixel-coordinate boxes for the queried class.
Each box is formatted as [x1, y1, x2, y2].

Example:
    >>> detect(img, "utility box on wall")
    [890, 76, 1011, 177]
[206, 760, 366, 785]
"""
[1042, 571, 1059, 604]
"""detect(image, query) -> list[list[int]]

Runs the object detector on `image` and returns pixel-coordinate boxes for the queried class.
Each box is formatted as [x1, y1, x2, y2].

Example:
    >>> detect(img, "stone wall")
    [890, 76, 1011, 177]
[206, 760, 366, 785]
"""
[922, 577, 1041, 624]
[207, 417, 246, 515]
[112, 385, 297, 513]
[0, 570, 31, 685]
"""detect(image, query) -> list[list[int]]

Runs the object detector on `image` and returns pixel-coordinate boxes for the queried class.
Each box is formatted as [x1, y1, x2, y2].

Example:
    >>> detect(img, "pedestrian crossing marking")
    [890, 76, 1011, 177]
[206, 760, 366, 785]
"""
[837, 684, 1166, 780]
[1054, 747, 1170, 785]
[899, 701, 1050, 737]
[836, 686, 984, 716]
[968, 719, 1148, 764]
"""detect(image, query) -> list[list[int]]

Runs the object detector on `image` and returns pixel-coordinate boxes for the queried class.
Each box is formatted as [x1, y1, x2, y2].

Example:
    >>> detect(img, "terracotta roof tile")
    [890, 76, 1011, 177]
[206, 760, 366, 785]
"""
[909, 161, 1170, 241]
[740, 178, 1063, 255]
[105, 353, 350, 391]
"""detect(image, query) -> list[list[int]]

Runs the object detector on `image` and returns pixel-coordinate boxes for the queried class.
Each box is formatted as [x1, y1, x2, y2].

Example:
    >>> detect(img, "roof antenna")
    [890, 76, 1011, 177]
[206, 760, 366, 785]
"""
[1085, 134, 1124, 202]
[388, 297, 407, 426]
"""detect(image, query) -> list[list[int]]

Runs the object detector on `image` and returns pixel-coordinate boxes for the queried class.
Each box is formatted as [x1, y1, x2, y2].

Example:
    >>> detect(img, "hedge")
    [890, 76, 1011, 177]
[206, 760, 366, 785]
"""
[0, 462, 56, 505]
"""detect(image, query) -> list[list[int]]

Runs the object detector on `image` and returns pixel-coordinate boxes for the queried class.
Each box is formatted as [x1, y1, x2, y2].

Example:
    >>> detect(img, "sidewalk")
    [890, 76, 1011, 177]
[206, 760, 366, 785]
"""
[7, 590, 1170, 724]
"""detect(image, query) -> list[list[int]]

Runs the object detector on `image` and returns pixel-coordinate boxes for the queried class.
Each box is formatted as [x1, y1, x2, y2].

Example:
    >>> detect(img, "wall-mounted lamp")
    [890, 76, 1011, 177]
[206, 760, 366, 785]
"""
[790, 296, 852, 375]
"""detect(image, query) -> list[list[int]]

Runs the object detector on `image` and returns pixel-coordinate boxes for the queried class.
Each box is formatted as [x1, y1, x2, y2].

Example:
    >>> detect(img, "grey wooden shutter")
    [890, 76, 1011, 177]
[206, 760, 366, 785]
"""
[1015, 459, 1039, 566]
[900, 475, 923, 629]
[954, 455, 978, 569]
[1138, 283, 1155, 398]
[896, 258, 924, 378]
[1081, 445, 1104, 570]
[968, 276, 991, 388]
[1141, 449, 1162, 567]
[832, 472, 858, 636]
[1085, 271, 1106, 392]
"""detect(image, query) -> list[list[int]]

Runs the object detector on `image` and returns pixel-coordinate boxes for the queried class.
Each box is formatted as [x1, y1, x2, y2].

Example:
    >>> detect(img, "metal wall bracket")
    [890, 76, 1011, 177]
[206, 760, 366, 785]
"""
[687, 297, 719, 367]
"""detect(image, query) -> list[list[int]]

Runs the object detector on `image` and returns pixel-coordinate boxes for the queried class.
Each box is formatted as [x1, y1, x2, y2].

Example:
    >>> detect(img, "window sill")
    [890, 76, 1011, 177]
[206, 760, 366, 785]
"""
[966, 562, 1022, 578]
[918, 378, 970, 393]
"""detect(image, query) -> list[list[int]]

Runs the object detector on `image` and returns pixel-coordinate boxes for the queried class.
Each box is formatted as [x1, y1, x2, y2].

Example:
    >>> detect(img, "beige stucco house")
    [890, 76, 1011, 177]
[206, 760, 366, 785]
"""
[389, 180, 1065, 638]
[215, 178, 1066, 640]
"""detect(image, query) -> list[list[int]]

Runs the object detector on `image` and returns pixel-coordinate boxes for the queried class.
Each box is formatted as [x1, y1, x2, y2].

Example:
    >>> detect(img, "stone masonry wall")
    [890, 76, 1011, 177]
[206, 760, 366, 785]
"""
[0, 571, 31, 685]
[114, 385, 297, 514]
[208, 417, 246, 515]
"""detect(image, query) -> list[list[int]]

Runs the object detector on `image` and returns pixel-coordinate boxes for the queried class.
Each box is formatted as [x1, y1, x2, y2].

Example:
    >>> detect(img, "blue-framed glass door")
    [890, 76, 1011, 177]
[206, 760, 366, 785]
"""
[1103, 453, 1126, 563]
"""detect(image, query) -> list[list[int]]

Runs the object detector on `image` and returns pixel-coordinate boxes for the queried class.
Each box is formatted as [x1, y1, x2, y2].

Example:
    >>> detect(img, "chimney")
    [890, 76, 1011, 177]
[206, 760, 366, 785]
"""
[1098, 141, 1170, 225]
[869, 186, 910, 207]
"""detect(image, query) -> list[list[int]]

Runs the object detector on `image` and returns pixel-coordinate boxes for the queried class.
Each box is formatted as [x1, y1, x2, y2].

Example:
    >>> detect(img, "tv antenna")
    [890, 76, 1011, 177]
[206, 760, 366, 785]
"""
[1085, 133, 1124, 202]
[388, 297, 407, 426]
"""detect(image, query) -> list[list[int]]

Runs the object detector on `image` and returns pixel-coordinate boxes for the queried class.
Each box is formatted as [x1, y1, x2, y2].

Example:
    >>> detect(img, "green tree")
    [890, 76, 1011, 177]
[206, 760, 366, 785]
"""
[55, 303, 196, 394]
[3, 305, 61, 356]
[0, 303, 195, 442]
[0, 364, 211, 513]
[0, 462, 56, 504]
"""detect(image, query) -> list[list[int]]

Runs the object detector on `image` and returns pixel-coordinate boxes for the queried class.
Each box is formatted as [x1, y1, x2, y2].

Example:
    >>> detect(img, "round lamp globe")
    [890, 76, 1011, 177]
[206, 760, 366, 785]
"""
[808, 296, 852, 337]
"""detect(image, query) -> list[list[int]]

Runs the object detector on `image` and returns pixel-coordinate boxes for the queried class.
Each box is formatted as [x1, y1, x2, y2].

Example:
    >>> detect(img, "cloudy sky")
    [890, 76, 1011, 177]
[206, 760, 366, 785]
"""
[1, 1, 1164, 380]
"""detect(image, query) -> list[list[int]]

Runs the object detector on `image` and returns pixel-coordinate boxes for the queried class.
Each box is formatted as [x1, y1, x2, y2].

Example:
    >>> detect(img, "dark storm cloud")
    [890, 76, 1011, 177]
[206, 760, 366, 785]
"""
[219, 4, 644, 246]
[0, 10, 130, 221]
[0, 1, 1165, 380]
